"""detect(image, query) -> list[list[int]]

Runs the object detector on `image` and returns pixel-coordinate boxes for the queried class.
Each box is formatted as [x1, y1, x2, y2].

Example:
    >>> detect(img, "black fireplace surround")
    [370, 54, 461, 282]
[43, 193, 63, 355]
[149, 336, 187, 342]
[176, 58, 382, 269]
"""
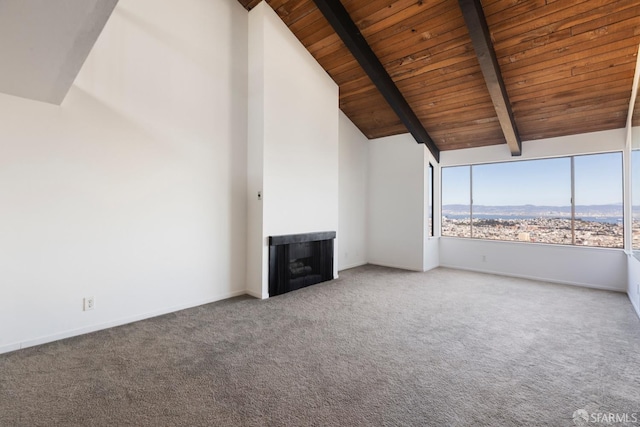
[268, 231, 335, 297]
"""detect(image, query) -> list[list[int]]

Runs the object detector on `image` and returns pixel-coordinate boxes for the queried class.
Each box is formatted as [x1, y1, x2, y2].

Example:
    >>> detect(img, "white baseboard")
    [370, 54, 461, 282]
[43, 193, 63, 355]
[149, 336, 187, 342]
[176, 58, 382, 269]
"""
[423, 262, 439, 272]
[338, 261, 367, 271]
[0, 289, 246, 356]
[630, 292, 640, 320]
[0, 342, 21, 354]
[439, 263, 626, 293]
[367, 261, 424, 272]
[245, 289, 264, 299]
[4, 266, 630, 356]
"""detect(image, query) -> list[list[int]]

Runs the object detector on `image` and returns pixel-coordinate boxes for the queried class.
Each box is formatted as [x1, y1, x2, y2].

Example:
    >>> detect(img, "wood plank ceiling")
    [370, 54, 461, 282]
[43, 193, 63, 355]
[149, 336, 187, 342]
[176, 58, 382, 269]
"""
[239, 0, 640, 152]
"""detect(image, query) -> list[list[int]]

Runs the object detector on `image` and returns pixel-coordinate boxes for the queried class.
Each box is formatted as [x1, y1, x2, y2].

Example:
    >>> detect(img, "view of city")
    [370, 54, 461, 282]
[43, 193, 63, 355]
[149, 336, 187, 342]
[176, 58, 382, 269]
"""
[442, 204, 625, 248]
[440, 152, 627, 249]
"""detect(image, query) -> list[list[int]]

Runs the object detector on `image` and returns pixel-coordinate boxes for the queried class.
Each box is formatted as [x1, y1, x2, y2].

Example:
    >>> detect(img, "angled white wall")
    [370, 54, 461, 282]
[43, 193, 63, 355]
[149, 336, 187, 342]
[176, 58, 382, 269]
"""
[0, 0, 118, 104]
[368, 134, 431, 271]
[627, 256, 640, 316]
[341, 128, 440, 273]
[0, 0, 248, 354]
[628, 127, 640, 317]
[439, 128, 627, 291]
[247, 2, 339, 298]
[338, 111, 368, 271]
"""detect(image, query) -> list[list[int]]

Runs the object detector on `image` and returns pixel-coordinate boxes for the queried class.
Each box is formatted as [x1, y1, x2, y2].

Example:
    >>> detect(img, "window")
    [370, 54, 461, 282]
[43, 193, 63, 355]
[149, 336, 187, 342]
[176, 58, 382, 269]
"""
[472, 158, 571, 244]
[442, 166, 471, 238]
[427, 163, 434, 237]
[574, 153, 623, 248]
[441, 152, 623, 248]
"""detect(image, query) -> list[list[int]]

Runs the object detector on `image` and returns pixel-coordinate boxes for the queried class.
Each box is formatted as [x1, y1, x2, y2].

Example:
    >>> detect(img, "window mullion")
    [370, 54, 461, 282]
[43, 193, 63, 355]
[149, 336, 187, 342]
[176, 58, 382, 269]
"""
[470, 165, 474, 238]
[571, 156, 575, 245]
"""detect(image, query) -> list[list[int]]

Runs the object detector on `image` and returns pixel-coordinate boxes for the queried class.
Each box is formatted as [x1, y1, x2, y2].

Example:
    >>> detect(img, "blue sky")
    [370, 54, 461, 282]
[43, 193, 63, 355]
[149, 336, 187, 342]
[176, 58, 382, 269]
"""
[442, 152, 623, 206]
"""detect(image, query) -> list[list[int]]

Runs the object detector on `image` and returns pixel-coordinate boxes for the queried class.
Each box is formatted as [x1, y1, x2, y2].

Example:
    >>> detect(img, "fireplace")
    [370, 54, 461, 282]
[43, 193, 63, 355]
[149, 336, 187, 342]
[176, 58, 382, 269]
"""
[268, 231, 336, 297]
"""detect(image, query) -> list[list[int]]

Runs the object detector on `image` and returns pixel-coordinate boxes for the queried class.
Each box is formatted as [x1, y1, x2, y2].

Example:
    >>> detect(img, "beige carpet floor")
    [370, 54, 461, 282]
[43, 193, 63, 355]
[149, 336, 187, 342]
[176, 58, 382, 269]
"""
[1, 265, 639, 426]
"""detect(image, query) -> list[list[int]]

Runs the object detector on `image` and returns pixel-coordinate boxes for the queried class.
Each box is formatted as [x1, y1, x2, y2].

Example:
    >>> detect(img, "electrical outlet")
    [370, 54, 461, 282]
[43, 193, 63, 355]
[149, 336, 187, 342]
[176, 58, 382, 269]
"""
[83, 297, 95, 311]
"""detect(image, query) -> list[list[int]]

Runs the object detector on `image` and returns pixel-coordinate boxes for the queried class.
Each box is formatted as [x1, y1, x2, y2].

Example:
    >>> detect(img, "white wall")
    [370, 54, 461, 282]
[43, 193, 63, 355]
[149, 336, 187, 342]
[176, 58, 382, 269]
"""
[338, 111, 368, 271]
[628, 126, 640, 318]
[247, 2, 339, 298]
[246, 5, 266, 299]
[0, 0, 248, 354]
[440, 239, 627, 291]
[628, 256, 640, 316]
[368, 134, 430, 271]
[424, 149, 440, 271]
[0, 0, 118, 104]
[441, 128, 626, 166]
[632, 126, 640, 149]
[439, 128, 627, 291]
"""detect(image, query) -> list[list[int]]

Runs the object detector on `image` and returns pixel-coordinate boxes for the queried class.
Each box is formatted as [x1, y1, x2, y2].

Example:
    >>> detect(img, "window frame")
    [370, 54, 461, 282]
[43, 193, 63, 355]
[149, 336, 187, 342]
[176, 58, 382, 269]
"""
[427, 163, 434, 237]
[440, 151, 624, 249]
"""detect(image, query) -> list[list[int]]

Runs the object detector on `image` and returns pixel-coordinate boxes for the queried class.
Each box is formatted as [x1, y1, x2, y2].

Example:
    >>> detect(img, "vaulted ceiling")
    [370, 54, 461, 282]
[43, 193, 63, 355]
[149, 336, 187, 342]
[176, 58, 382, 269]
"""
[239, 0, 640, 154]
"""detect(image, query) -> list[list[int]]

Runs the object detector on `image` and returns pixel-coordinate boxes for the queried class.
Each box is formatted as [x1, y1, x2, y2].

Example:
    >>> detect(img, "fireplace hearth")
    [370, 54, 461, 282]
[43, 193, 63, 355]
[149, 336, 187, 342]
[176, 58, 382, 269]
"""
[268, 231, 335, 297]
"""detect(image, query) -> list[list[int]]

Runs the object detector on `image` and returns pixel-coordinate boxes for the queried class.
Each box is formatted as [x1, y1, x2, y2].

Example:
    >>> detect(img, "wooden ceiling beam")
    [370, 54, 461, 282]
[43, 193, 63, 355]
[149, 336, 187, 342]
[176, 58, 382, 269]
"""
[312, 0, 440, 162]
[458, 0, 522, 156]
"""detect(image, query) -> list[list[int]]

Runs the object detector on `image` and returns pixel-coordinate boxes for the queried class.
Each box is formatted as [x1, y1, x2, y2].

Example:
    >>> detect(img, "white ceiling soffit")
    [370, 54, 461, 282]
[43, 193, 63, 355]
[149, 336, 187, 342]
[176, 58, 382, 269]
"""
[0, 0, 118, 105]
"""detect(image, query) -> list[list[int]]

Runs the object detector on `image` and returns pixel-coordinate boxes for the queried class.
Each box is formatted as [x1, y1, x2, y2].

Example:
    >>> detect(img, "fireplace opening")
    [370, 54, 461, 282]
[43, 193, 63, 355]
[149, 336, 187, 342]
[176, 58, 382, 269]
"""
[268, 231, 335, 297]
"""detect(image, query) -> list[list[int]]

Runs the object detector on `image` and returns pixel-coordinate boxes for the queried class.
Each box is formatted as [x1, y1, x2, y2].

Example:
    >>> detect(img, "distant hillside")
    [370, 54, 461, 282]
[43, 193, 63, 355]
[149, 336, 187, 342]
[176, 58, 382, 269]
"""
[442, 204, 624, 218]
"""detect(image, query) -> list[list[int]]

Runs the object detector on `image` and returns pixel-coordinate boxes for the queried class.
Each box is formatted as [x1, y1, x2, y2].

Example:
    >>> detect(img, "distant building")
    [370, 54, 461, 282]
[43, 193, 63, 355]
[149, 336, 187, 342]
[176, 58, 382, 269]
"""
[518, 232, 531, 242]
